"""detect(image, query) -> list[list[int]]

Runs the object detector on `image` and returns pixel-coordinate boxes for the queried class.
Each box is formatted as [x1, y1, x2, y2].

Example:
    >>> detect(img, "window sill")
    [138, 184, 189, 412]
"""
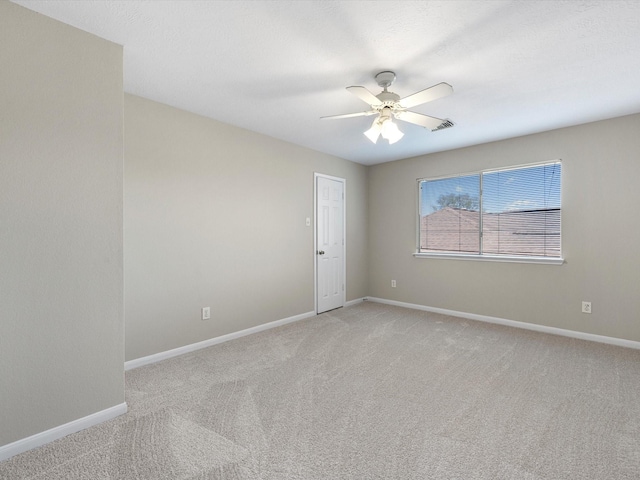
[413, 252, 564, 265]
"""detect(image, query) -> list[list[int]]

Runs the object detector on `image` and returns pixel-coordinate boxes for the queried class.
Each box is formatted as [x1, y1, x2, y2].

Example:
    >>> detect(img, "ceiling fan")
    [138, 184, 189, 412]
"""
[322, 71, 454, 144]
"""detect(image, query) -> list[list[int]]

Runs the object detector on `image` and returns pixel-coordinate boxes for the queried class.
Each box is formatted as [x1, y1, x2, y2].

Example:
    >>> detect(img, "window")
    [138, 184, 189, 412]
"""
[417, 161, 562, 262]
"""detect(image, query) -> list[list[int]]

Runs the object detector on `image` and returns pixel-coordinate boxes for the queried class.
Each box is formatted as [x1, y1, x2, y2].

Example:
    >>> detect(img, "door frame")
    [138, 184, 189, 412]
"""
[314, 172, 346, 314]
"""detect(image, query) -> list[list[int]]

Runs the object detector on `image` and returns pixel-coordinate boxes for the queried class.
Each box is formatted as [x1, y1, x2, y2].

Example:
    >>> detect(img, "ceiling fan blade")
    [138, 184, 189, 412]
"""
[395, 111, 445, 130]
[346, 86, 383, 106]
[321, 110, 377, 120]
[399, 82, 453, 109]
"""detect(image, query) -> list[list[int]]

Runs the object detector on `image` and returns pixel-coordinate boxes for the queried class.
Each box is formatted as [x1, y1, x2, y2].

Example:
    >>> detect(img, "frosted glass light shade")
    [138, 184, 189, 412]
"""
[364, 119, 382, 143]
[381, 119, 404, 144]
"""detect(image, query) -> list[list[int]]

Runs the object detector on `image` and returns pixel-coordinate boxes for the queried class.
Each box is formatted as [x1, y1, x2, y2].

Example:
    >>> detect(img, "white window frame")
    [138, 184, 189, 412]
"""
[414, 160, 564, 265]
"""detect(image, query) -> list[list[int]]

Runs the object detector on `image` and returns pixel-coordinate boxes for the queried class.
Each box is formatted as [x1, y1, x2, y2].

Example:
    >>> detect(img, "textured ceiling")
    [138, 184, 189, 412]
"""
[13, 0, 640, 165]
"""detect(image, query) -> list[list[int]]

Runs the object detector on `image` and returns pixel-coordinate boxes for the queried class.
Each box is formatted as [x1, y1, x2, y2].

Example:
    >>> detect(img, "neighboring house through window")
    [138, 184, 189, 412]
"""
[417, 161, 562, 262]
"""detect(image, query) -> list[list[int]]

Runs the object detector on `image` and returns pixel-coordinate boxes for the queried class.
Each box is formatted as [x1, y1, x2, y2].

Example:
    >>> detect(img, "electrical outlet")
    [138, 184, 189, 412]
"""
[391, 279, 396, 288]
[581, 301, 592, 314]
[202, 307, 211, 320]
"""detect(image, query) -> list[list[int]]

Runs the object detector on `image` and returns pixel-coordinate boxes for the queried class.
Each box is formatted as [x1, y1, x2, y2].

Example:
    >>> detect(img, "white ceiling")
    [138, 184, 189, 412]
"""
[13, 0, 640, 165]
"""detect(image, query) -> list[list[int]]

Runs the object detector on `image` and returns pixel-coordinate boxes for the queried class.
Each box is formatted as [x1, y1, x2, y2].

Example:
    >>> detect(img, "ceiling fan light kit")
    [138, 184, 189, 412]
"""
[365, 108, 404, 144]
[322, 71, 454, 145]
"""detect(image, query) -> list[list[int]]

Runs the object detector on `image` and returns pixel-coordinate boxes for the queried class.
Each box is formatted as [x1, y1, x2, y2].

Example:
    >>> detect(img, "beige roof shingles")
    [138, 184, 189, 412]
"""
[420, 207, 560, 257]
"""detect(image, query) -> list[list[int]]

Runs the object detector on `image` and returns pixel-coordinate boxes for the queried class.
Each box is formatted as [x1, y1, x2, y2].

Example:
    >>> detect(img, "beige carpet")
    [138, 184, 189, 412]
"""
[2, 301, 640, 479]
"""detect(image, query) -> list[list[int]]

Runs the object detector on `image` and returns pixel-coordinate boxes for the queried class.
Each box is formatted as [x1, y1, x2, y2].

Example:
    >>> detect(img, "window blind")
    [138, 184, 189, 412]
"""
[481, 162, 561, 257]
[419, 161, 562, 258]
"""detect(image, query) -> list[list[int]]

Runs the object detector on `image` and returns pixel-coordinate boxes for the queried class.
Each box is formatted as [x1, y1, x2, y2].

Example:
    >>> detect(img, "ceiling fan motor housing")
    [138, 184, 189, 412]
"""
[376, 91, 400, 104]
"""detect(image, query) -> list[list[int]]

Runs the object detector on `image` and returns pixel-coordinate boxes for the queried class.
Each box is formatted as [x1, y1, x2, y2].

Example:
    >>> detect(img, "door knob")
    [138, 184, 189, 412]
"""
[317, 250, 325, 255]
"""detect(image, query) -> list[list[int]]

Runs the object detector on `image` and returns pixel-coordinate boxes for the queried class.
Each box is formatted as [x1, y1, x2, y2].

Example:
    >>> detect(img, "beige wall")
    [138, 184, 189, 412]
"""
[369, 114, 640, 342]
[124, 95, 368, 361]
[0, 1, 124, 447]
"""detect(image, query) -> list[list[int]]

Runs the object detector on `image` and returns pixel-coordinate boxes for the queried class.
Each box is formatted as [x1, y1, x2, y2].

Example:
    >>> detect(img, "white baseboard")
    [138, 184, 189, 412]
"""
[125, 310, 316, 371]
[0, 402, 127, 462]
[366, 297, 640, 350]
[345, 297, 365, 307]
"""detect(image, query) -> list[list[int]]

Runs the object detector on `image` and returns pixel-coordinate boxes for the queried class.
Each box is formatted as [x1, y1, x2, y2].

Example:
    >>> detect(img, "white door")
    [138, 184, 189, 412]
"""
[316, 175, 345, 314]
